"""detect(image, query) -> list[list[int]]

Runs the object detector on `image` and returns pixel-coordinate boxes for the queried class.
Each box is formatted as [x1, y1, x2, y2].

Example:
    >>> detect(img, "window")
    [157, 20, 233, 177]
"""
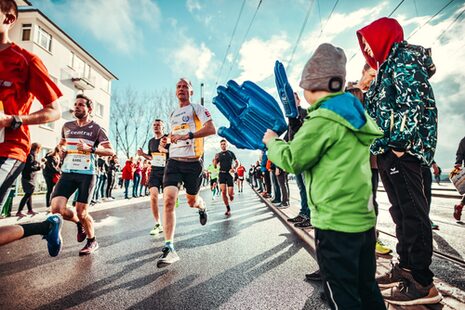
[95, 102, 104, 117]
[22, 24, 32, 41]
[35, 26, 52, 52]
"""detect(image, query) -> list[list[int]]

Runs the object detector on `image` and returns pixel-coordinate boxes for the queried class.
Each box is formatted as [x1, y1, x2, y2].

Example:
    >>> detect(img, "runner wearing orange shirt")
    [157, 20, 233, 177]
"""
[0, 0, 63, 257]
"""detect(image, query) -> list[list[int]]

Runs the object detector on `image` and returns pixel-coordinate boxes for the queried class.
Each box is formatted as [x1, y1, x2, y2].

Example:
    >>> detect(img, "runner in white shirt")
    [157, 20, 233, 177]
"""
[157, 78, 216, 268]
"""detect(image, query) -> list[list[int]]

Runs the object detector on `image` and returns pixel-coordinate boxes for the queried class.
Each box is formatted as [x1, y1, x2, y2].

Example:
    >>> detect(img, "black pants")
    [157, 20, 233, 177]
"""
[378, 151, 434, 286]
[371, 168, 379, 216]
[106, 173, 115, 198]
[43, 174, 55, 208]
[276, 171, 289, 204]
[421, 166, 432, 212]
[316, 228, 385, 310]
[18, 193, 32, 212]
[263, 170, 272, 195]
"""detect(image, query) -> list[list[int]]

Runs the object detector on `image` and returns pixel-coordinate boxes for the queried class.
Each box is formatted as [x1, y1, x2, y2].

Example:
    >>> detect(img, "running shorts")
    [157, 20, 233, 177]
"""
[219, 172, 234, 186]
[51, 172, 96, 204]
[163, 159, 203, 195]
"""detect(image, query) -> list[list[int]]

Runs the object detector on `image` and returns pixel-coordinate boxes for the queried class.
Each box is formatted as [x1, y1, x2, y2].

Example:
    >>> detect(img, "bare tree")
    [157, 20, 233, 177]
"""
[110, 87, 177, 158]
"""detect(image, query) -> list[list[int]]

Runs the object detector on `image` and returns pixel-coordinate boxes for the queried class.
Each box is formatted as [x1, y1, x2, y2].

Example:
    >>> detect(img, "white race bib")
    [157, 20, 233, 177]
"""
[151, 152, 166, 168]
[62, 150, 92, 172]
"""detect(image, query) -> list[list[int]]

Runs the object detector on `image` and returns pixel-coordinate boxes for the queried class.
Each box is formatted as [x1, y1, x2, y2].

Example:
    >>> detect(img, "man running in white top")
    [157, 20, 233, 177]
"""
[157, 78, 216, 268]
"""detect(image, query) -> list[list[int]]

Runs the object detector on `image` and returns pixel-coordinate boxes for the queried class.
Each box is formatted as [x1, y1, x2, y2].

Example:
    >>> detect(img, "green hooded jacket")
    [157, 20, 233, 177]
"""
[266, 93, 383, 233]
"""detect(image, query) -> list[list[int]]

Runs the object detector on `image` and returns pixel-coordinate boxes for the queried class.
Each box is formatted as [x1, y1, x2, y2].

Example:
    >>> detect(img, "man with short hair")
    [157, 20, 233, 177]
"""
[51, 94, 115, 256]
[207, 159, 219, 199]
[157, 78, 216, 268]
[0, 0, 63, 257]
[214, 139, 238, 216]
[137, 119, 169, 235]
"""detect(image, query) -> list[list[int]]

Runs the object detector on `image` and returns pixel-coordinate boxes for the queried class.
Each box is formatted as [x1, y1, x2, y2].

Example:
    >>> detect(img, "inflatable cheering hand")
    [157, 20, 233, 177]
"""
[213, 80, 287, 150]
[274, 60, 298, 118]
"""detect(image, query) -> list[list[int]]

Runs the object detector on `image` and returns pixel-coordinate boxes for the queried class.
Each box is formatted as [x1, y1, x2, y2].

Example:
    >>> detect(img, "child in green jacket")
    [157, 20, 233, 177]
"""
[262, 43, 385, 309]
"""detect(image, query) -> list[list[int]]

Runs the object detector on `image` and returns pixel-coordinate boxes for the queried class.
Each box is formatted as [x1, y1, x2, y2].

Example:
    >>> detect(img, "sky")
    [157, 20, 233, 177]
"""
[28, 0, 465, 170]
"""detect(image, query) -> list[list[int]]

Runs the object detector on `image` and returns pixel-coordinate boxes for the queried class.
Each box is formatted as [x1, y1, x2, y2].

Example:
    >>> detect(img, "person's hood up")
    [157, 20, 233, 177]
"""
[356, 17, 404, 69]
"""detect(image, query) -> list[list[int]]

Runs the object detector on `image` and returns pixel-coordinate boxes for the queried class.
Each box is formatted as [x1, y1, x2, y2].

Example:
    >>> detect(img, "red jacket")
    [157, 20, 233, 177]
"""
[122, 161, 134, 180]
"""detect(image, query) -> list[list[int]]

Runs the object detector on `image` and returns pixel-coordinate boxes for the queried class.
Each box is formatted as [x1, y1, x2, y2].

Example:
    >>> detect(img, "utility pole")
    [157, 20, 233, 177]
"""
[200, 82, 204, 106]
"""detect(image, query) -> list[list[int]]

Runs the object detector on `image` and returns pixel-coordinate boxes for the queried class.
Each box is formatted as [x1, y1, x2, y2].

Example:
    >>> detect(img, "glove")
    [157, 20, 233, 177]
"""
[213, 80, 287, 150]
[274, 60, 298, 118]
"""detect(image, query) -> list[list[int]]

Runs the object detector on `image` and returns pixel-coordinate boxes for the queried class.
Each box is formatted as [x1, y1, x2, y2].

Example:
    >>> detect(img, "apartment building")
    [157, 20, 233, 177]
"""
[10, 1, 118, 156]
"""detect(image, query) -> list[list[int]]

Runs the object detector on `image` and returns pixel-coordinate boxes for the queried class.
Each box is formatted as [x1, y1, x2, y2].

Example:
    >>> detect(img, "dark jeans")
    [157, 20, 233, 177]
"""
[106, 173, 115, 198]
[124, 180, 131, 198]
[263, 170, 272, 195]
[92, 174, 101, 200]
[271, 172, 281, 202]
[295, 173, 310, 218]
[316, 228, 385, 310]
[98, 174, 107, 199]
[276, 171, 289, 204]
[133, 173, 141, 197]
[378, 151, 434, 286]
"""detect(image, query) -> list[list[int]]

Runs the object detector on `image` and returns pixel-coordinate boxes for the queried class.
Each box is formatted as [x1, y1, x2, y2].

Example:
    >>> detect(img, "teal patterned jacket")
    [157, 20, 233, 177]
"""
[365, 41, 437, 165]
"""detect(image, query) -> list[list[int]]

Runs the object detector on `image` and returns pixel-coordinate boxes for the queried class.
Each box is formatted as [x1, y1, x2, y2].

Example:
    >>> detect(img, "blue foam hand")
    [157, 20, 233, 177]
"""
[213, 80, 288, 150]
[274, 60, 298, 118]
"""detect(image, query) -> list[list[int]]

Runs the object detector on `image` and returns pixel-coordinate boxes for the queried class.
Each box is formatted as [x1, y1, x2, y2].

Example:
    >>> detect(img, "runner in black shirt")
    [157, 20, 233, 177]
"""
[214, 139, 238, 216]
[137, 119, 169, 235]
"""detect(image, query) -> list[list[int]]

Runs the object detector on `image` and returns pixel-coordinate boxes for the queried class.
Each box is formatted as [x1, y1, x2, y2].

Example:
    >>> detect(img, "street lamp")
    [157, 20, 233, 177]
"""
[200, 82, 204, 106]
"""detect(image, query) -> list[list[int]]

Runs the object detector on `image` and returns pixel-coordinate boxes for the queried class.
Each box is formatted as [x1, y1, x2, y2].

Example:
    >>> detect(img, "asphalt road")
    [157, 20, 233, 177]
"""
[0, 185, 328, 310]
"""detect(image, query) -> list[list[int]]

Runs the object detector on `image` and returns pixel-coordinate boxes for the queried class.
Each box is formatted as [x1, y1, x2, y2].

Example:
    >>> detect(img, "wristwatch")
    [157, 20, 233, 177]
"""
[10, 115, 23, 130]
[90, 146, 97, 154]
[188, 132, 194, 139]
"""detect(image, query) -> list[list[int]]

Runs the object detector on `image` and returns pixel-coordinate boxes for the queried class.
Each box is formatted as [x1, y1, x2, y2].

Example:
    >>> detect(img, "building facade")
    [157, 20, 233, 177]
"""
[10, 3, 117, 157]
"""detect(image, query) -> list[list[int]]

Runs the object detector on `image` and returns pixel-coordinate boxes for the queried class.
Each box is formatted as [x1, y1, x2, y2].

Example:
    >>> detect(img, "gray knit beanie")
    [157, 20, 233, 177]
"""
[299, 43, 347, 92]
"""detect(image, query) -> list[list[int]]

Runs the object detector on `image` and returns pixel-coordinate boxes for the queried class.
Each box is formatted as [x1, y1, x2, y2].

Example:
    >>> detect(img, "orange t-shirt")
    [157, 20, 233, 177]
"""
[0, 43, 62, 162]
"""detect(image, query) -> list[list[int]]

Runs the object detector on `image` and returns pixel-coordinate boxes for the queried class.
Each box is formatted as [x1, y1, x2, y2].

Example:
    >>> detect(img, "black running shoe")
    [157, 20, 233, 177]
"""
[199, 208, 208, 225]
[295, 219, 312, 228]
[305, 270, 322, 282]
[157, 247, 180, 268]
[77, 222, 86, 243]
[79, 239, 99, 256]
[287, 215, 305, 223]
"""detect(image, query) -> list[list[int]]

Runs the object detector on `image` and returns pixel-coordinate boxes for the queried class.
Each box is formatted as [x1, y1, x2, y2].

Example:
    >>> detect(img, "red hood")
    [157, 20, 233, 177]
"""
[357, 17, 404, 69]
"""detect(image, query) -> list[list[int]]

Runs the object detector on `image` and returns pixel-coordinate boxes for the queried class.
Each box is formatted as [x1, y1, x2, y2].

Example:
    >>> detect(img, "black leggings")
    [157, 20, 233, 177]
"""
[44, 174, 55, 208]
[18, 192, 33, 212]
[106, 173, 115, 198]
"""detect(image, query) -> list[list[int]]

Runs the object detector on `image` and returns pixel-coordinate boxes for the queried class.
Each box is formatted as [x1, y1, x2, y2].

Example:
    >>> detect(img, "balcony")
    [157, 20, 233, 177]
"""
[71, 75, 95, 90]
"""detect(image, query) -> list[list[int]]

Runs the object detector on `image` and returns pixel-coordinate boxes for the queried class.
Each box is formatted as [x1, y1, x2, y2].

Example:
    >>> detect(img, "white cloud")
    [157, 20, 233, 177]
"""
[63, 0, 161, 54]
[235, 34, 291, 83]
[171, 41, 215, 80]
[186, 0, 202, 12]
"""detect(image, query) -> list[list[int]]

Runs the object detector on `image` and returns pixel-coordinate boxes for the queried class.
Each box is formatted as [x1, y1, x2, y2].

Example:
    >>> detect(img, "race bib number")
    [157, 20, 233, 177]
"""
[172, 124, 190, 136]
[62, 150, 92, 172]
[151, 152, 166, 167]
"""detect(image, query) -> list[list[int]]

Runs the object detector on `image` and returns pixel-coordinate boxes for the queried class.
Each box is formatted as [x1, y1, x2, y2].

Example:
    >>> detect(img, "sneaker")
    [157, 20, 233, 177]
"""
[43, 215, 63, 257]
[79, 239, 99, 256]
[431, 222, 439, 230]
[277, 203, 289, 209]
[377, 263, 406, 288]
[16, 212, 27, 218]
[150, 224, 163, 235]
[271, 199, 281, 204]
[287, 215, 306, 223]
[305, 270, 322, 282]
[27, 210, 38, 215]
[157, 247, 180, 268]
[375, 240, 392, 255]
[77, 222, 86, 243]
[454, 204, 463, 221]
[199, 208, 208, 225]
[383, 274, 442, 305]
[225, 205, 231, 217]
[295, 219, 312, 228]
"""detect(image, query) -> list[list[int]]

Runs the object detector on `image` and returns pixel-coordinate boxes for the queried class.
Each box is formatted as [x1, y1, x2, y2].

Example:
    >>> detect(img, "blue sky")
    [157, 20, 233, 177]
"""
[29, 0, 465, 169]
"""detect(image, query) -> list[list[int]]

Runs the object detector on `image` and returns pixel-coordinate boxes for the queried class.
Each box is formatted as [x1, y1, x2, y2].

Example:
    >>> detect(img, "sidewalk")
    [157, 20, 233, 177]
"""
[251, 184, 465, 310]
